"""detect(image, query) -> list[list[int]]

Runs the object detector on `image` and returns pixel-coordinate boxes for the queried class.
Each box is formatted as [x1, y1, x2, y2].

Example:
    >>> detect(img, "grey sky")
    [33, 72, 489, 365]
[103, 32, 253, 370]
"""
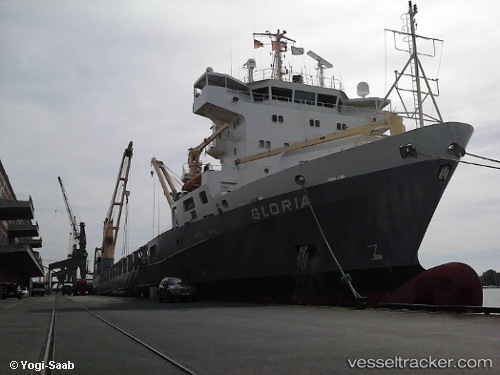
[1, 0, 499, 275]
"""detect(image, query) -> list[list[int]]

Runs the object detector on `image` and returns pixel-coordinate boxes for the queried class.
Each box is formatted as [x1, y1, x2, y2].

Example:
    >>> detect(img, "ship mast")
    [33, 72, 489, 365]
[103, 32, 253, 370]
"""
[408, 2, 424, 128]
[373, 2, 444, 127]
[253, 30, 296, 80]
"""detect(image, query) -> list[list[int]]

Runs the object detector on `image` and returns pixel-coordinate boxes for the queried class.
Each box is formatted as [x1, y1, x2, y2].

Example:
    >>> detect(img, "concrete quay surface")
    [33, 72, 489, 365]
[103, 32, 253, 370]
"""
[0, 294, 498, 374]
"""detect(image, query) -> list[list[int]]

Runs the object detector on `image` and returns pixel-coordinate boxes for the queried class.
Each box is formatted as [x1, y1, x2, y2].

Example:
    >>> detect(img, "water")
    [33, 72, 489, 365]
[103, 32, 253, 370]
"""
[482, 287, 500, 307]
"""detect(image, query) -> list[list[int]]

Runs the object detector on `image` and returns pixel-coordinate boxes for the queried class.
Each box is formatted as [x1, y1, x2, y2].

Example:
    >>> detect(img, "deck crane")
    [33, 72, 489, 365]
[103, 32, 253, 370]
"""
[94, 141, 133, 276]
[151, 157, 179, 207]
[48, 177, 88, 294]
[182, 122, 230, 189]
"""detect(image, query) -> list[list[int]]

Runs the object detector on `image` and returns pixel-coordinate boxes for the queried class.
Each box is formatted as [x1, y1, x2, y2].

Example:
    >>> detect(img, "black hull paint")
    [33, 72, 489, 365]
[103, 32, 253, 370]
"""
[95, 157, 455, 304]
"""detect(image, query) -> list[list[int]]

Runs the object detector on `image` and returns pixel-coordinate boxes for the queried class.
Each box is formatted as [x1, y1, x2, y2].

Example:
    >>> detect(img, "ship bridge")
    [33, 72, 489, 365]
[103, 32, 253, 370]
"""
[194, 70, 249, 124]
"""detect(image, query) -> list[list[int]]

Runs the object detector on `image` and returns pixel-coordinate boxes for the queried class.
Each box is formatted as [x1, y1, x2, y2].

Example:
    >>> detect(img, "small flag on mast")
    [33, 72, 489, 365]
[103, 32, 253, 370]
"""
[272, 41, 287, 51]
[291, 46, 304, 55]
[254, 39, 264, 49]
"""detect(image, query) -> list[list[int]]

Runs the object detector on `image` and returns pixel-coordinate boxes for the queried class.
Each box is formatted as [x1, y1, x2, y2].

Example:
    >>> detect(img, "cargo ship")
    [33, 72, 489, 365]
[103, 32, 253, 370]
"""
[93, 3, 482, 306]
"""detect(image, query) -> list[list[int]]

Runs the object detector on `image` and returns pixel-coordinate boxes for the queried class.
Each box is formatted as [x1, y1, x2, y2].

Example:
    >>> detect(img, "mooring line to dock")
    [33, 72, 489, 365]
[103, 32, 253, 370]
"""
[295, 175, 366, 305]
[66, 297, 197, 375]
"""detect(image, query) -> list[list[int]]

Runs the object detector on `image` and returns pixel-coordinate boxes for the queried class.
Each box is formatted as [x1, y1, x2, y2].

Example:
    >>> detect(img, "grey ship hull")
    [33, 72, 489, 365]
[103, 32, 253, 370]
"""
[94, 122, 473, 304]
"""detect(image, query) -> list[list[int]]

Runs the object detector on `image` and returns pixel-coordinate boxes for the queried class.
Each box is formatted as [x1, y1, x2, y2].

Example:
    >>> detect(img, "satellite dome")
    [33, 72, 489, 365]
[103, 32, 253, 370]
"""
[245, 58, 257, 69]
[357, 82, 370, 98]
[206, 67, 214, 73]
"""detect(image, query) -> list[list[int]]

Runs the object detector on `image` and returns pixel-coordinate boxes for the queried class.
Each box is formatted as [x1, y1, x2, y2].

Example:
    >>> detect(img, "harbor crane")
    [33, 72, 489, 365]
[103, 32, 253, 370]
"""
[94, 141, 133, 276]
[49, 176, 89, 294]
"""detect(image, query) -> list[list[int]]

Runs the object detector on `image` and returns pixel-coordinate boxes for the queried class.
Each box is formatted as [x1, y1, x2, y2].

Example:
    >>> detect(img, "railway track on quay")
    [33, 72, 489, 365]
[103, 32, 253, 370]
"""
[39, 295, 198, 375]
[1, 293, 498, 374]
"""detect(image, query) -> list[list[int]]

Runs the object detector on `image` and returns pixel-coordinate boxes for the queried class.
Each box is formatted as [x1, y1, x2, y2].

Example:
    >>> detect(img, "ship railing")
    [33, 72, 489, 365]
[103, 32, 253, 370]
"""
[244, 68, 344, 91]
[180, 163, 222, 186]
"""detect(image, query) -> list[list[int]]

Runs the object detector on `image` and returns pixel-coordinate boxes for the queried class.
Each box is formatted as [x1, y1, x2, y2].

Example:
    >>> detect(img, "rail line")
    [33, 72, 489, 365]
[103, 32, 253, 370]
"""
[40, 295, 198, 375]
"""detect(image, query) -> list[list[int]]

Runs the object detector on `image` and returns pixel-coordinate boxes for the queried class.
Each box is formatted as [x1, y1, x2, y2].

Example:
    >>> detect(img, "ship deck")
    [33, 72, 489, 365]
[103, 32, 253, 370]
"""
[1, 294, 497, 374]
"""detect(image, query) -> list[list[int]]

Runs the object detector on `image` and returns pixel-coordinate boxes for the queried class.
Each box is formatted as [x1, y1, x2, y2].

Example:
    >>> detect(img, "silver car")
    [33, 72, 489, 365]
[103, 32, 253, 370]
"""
[158, 277, 197, 302]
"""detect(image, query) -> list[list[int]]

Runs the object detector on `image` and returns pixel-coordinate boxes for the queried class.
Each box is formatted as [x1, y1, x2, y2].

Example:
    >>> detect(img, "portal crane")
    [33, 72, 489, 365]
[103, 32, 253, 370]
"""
[49, 177, 88, 294]
[57, 176, 86, 254]
[94, 141, 133, 275]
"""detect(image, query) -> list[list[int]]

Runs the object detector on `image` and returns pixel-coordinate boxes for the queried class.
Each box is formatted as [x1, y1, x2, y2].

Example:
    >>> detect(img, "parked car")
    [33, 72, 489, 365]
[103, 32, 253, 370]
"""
[21, 288, 29, 298]
[61, 284, 74, 295]
[31, 282, 45, 297]
[1, 283, 22, 300]
[158, 277, 197, 302]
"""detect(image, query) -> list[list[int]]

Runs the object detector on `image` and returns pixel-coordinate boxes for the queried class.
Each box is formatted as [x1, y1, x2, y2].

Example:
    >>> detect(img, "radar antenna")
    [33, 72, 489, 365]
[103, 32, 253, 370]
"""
[307, 50, 333, 88]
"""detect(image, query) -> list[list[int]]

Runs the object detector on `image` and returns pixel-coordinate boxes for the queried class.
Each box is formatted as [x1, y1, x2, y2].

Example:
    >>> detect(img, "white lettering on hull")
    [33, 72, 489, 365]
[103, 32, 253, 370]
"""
[251, 195, 309, 220]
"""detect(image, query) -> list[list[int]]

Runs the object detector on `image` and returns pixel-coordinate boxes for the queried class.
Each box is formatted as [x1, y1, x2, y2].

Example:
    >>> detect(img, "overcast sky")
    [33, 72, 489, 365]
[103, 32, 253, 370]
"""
[1, 0, 499, 277]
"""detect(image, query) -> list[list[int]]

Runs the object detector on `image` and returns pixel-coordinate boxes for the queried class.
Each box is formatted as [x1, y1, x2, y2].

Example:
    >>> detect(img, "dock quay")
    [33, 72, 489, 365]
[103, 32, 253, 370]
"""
[1, 294, 497, 374]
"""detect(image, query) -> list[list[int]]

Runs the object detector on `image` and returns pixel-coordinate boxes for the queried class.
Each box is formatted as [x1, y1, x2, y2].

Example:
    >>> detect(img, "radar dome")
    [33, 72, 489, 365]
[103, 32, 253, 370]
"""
[245, 58, 257, 69]
[206, 67, 214, 72]
[357, 82, 370, 98]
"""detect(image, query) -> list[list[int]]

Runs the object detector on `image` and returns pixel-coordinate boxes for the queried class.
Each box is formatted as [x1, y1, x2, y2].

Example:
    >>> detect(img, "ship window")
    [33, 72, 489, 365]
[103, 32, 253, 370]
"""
[338, 98, 344, 112]
[226, 77, 249, 92]
[199, 191, 209, 204]
[294, 90, 315, 105]
[183, 197, 195, 212]
[309, 119, 314, 127]
[337, 122, 341, 130]
[318, 94, 337, 108]
[207, 74, 226, 88]
[315, 120, 320, 127]
[272, 114, 284, 123]
[271, 87, 292, 102]
[252, 87, 269, 101]
[259, 140, 271, 149]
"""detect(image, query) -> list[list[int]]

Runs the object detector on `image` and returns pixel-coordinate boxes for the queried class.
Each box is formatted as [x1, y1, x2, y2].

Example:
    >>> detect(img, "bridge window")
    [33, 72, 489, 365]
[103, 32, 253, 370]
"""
[252, 87, 269, 101]
[295, 90, 315, 105]
[271, 87, 292, 102]
[318, 94, 337, 108]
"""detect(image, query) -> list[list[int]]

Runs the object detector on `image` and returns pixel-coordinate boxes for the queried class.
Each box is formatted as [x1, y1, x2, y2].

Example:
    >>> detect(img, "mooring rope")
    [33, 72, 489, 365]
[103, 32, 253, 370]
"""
[296, 175, 365, 303]
[418, 149, 500, 170]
